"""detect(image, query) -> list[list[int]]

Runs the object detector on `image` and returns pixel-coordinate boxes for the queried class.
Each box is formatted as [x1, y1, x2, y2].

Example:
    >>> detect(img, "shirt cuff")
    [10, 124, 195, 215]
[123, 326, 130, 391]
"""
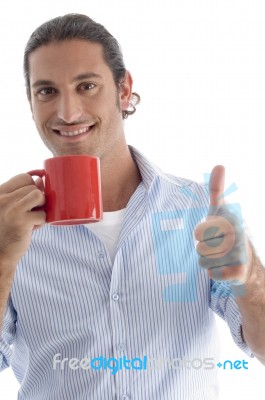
[211, 281, 254, 358]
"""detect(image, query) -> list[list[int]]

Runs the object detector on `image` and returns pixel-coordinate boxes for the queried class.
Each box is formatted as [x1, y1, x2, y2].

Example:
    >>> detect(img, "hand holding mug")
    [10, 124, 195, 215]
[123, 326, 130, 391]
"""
[0, 173, 45, 265]
[28, 155, 103, 225]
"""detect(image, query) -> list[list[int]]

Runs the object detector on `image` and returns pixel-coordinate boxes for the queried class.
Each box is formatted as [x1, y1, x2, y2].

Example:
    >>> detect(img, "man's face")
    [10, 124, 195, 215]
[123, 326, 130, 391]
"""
[28, 40, 132, 158]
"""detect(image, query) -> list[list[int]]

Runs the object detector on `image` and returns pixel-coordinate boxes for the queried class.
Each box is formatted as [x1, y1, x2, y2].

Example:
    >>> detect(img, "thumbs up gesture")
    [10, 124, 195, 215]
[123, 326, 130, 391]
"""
[194, 166, 252, 283]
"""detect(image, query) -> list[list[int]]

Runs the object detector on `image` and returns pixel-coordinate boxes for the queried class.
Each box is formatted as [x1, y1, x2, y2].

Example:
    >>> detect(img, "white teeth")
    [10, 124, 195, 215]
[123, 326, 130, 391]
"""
[59, 126, 91, 136]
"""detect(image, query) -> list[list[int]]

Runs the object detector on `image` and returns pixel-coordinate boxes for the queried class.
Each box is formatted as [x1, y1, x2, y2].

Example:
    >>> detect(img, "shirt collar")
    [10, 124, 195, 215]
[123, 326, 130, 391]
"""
[128, 145, 182, 191]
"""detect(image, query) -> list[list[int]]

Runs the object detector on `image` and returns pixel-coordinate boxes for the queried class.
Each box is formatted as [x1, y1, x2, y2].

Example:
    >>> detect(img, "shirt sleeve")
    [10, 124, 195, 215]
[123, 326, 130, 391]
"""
[0, 295, 17, 372]
[210, 280, 254, 358]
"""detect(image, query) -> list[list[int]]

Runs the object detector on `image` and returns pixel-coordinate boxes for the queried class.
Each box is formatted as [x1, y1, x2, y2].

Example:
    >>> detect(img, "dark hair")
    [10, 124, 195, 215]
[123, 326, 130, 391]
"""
[24, 13, 140, 119]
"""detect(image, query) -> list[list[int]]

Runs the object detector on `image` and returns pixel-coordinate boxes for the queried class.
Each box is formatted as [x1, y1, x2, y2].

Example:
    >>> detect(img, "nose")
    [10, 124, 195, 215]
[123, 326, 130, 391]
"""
[57, 92, 83, 123]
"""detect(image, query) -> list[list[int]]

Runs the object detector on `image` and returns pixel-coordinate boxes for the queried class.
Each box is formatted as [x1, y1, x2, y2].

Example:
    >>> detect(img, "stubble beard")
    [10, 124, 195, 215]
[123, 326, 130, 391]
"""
[38, 89, 125, 158]
[39, 114, 125, 159]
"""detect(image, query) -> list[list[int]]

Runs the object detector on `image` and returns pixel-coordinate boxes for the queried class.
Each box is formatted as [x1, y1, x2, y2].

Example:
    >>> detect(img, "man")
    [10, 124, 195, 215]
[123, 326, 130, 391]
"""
[0, 13, 264, 399]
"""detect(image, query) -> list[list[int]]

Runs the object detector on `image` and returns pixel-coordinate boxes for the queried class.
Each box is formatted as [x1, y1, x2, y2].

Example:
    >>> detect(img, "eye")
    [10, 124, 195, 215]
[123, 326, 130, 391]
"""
[78, 82, 96, 92]
[36, 87, 57, 100]
[39, 88, 55, 95]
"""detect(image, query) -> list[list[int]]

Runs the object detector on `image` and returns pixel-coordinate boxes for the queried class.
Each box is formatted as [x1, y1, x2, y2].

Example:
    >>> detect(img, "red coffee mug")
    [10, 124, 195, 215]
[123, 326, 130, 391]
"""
[28, 155, 102, 225]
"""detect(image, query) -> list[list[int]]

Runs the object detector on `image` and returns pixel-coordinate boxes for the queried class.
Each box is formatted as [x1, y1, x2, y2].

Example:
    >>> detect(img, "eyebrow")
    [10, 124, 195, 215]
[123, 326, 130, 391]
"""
[32, 72, 103, 88]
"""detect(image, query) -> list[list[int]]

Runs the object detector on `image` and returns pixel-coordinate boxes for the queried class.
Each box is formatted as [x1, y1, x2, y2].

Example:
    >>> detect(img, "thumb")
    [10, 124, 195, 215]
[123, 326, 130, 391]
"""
[209, 165, 225, 207]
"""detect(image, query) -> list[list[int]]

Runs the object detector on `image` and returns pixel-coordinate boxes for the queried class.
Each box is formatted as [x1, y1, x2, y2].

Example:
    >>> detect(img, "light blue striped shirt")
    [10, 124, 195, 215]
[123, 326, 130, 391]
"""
[0, 146, 252, 399]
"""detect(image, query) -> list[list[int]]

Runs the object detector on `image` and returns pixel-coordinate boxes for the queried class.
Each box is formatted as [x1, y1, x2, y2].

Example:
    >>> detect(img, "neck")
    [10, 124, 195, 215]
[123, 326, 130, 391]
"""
[100, 145, 141, 212]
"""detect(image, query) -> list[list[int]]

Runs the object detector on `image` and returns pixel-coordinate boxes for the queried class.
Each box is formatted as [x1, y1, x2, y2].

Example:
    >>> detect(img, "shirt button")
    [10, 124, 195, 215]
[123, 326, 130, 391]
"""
[112, 293, 119, 301]
[98, 251, 105, 258]
[117, 343, 125, 351]
[121, 395, 129, 400]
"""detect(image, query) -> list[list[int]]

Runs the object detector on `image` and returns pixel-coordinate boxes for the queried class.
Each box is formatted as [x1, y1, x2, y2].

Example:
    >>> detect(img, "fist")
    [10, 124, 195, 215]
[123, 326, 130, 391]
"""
[194, 166, 252, 284]
[0, 173, 46, 265]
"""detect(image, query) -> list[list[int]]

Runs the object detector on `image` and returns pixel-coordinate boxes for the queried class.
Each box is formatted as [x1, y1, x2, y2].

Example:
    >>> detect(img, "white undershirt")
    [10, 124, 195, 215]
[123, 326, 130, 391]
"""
[84, 208, 126, 262]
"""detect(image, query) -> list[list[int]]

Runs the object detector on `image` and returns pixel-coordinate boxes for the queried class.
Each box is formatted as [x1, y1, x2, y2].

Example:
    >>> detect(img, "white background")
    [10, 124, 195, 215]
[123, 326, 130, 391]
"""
[0, 0, 264, 399]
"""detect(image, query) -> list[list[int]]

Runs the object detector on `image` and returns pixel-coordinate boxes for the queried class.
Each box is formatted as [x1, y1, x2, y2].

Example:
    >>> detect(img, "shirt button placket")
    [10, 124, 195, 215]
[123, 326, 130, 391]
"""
[110, 257, 130, 398]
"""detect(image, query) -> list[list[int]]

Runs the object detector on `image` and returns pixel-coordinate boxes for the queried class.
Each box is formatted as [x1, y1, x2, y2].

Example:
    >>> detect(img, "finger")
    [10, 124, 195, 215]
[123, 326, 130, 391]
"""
[194, 216, 228, 241]
[28, 209, 47, 227]
[208, 265, 246, 283]
[0, 174, 35, 194]
[209, 165, 225, 207]
[196, 234, 235, 258]
[18, 189, 46, 210]
[198, 237, 247, 268]
[1, 185, 42, 206]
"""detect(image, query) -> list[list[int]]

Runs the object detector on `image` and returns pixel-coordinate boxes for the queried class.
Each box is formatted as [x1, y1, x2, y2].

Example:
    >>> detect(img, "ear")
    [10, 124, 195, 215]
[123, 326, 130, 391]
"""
[119, 71, 133, 111]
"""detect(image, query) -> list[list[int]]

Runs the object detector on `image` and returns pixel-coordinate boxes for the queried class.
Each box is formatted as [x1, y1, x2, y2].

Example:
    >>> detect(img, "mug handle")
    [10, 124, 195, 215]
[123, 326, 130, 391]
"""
[27, 169, 46, 190]
[27, 169, 46, 212]
[27, 169, 46, 179]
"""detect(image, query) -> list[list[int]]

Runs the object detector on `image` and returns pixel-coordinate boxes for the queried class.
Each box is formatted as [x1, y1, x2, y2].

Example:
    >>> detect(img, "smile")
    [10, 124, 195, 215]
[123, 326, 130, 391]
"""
[60, 126, 90, 136]
[53, 125, 95, 137]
